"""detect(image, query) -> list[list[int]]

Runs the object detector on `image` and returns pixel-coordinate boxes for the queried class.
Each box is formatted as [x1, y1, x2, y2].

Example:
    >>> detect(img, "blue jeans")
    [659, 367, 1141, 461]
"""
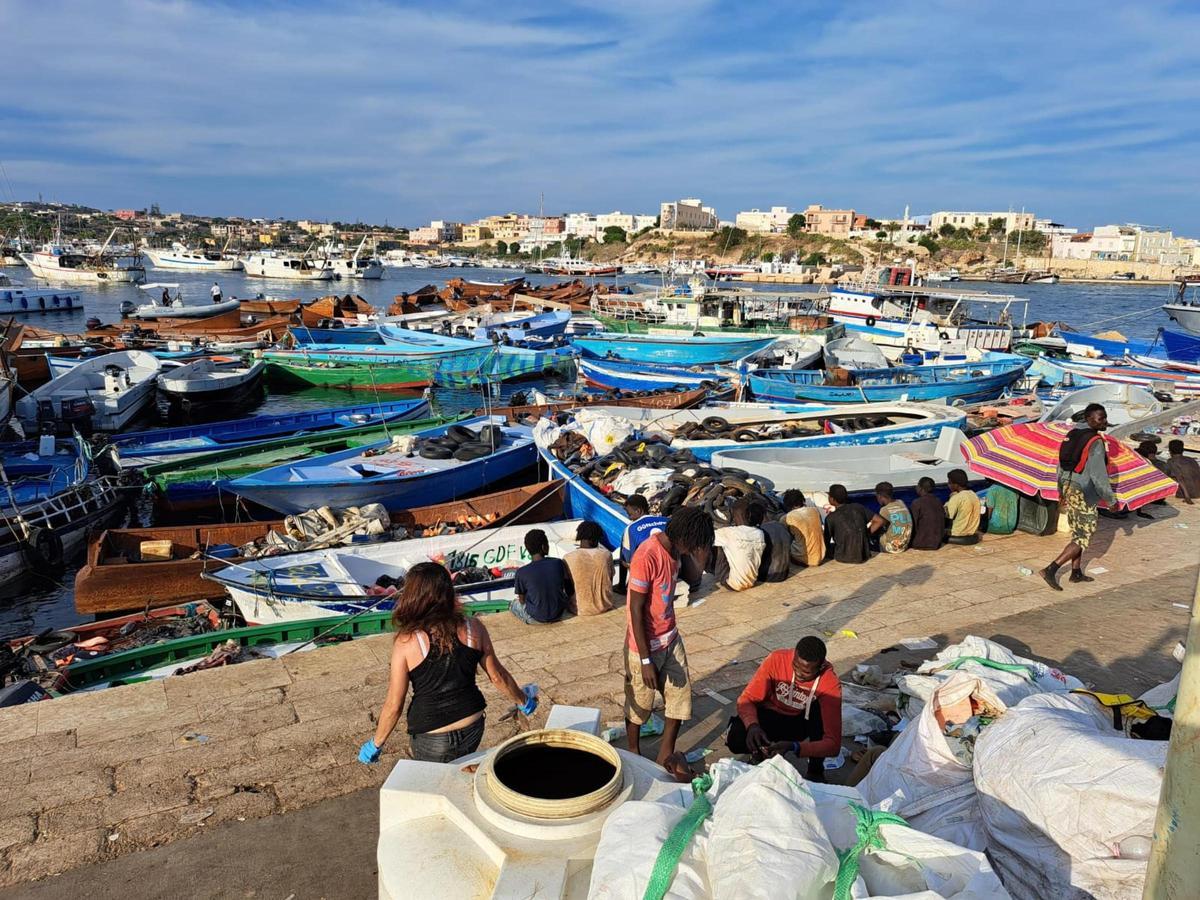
[409, 716, 486, 763]
[510, 598, 556, 625]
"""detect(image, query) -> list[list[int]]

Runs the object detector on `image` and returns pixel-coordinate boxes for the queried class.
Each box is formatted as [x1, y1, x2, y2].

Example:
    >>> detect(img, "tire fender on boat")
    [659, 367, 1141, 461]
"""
[22, 526, 64, 573]
[939, 330, 950, 340]
[865, 316, 876, 327]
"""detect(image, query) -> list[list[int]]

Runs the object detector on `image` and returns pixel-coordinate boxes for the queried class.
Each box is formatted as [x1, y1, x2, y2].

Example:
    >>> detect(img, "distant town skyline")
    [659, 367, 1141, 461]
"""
[3, 1, 1199, 231]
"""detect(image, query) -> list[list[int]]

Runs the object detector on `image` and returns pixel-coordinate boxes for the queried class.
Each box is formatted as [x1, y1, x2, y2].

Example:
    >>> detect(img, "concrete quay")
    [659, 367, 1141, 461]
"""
[1, 502, 1196, 891]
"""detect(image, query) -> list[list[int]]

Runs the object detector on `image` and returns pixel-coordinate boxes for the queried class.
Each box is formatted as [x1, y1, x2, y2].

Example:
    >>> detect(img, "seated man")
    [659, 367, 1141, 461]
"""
[867, 481, 912, 553]
[563, 520, 614, 616]
[756, 504, 793, 584]
[944, 469, 981, 545]
[726, 635, 842, 781]
[783, 489, 825, 568]
[909, 476, 944, 550]
[710, 498, 766, 591]
[824, 483, 870, 563]
[1165, 439, 1200, 504]
[510, 529, 573, 624]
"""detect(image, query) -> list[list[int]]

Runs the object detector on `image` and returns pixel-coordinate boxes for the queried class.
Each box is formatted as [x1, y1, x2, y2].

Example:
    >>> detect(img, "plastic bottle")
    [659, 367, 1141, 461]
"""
[1017, 565, 1033, 576]
[1115, 835, 1152, 859]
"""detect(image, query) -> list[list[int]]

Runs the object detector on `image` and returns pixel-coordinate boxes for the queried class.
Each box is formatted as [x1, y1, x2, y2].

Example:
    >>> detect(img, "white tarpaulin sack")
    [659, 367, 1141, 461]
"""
[972, 693, 1166, 900]
[706, 757, 839, 900]
[913, 636, 1082, 708]
[574, 410, 636, 455]
[858, 672, 1006, 850]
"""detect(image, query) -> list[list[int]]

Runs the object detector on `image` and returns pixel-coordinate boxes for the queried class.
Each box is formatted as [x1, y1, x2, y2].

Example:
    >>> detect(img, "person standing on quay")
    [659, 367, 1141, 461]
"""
[1039, 403, 1116, 590]
[624, 506, 714, 767]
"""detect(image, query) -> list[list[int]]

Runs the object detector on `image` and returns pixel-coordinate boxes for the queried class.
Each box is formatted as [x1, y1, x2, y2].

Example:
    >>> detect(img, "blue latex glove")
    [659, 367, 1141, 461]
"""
[518, 684, 538, 717]
[358, 738, 381, 764]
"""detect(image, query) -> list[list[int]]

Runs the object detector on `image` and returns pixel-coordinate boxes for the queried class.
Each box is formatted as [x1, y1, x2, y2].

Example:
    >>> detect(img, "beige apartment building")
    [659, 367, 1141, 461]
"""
[735, 206, 792, 233]
[804, 204, 856, 237]
[660, 198, 717, 231]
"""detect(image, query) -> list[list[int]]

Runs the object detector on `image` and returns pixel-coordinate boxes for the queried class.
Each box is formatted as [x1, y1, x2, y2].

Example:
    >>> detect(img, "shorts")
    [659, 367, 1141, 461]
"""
[624, 637, 691, 724]
[1062, 481, 1098, 550]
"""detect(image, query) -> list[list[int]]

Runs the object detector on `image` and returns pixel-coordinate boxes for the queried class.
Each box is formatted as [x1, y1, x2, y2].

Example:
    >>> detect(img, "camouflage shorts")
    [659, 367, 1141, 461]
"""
[1061, 480, 1097, 549]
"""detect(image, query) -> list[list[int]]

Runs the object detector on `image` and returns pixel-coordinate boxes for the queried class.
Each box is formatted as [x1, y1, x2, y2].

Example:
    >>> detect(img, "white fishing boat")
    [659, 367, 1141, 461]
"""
[924, 269, 961, 283]
[823, 336, 889, 370]
[124, 283, 243, 319]
[241, 250, 335, 281]
[710, 426, 967, 494]
[819, 277, 1025, 356]
[157, 356, 266, 405]
[205, 519, 584, 625]
[142, 241, 243, 271]
[1037, 384, 1162, 426]
[321, 237, 383, 279]
[17, 350, 162, 431]
[0, 274, 83, 314]
[20, 229, 145, 285]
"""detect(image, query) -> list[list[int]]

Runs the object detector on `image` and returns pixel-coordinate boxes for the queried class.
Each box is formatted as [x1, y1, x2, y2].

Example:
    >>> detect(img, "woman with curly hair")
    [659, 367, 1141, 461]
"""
[358, 562, 536, 764]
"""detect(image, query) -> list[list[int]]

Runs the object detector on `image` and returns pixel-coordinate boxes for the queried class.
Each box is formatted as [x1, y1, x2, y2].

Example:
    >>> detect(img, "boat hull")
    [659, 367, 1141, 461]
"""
[143, 249, 243, 271]
[131, 298, 243, 319]
[571, 334, 777, 365]
[265, 359, 434, 391]
[0, 285, 84, 314]
[228, 417, 537, 515]
[578, 357, 723, 392]
[1164, 304, 1200, 335]
[749, 359, 1030, 405]
[20, 254, 145, 285]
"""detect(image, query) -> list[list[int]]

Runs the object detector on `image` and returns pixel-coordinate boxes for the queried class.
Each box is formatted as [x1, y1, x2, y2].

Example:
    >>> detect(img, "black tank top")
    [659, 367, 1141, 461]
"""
[405, 625, 486, 735]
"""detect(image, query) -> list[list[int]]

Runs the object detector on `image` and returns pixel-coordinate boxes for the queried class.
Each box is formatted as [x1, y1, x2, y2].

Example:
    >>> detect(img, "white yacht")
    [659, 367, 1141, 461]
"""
[241, 250, 335, 281]
[143, 241, 243, 271]
[20, 229, 145, 285]
[0, 274, 84, 314]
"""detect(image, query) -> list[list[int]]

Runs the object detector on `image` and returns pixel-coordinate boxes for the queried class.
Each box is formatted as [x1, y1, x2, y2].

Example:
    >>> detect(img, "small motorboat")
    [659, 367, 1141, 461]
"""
[125, 283, 243, 320]
[16, 350, 162, 431]
[156, 356, 266, 406]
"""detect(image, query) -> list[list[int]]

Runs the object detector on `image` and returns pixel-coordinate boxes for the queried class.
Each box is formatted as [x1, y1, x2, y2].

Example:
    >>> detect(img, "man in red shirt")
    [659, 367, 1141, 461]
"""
[726, 635, 842, 781]
[625, 506, 714, 767]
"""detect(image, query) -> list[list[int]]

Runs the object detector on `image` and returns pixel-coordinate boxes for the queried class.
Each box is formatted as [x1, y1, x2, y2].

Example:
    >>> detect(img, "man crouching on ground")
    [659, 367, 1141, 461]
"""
[726, 635, 842, 781]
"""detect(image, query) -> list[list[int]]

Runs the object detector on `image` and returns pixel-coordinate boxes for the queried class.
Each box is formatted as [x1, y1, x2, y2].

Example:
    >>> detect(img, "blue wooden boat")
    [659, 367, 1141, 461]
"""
[108, 397, 432, 466]
[1161, 327, 1200, 363]
[473, 310, 571, 342]
[228, 415, 537, 515]
[749, 355, 1031, 404]
[535, 445, 631, 548]
[571, 332, 777, 365]
[1054, 328, 1160, 358]
[435, 345, 576, 387]
[288, 324, 384, 345]
[578, 357, 726, 392]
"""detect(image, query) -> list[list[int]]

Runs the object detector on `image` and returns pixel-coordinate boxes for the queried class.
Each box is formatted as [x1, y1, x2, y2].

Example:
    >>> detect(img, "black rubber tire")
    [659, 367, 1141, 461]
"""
[419, 444, 455, 460]
[453, 443, 492, 461]
[866, 316, 876, 327]
[701, 416, 729, 432]
[732, 428, 760, 442]
[478, 425, 504, 448]
[445, 425, 478, 445]
[720, 467, 750, 479]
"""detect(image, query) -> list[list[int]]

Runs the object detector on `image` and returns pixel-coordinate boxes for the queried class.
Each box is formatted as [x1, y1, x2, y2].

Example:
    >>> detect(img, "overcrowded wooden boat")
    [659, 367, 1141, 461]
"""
[75, 480, 565, 614]
[480, 385, 709, 423]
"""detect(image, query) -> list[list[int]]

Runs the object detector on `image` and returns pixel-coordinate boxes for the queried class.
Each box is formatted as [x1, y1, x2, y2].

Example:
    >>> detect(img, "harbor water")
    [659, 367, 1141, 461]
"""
[0, 265, 1179, 637]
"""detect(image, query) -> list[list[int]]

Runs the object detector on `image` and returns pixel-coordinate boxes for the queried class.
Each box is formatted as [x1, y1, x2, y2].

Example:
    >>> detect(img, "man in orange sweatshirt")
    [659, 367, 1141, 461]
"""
[726, 635, 842, 781]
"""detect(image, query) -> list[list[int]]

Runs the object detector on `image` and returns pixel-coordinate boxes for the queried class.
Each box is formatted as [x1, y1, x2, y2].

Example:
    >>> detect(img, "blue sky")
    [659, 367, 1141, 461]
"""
[3, 1, 1200, 232]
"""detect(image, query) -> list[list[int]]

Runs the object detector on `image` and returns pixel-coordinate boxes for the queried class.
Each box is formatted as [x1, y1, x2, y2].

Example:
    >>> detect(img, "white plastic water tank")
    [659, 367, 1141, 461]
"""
[377, 725, 689, 899]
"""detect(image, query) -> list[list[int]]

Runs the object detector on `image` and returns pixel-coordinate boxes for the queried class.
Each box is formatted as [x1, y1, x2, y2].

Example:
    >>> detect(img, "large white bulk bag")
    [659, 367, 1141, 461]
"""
[858, 672, 1005, 850]
[972, 693, 1166, 900]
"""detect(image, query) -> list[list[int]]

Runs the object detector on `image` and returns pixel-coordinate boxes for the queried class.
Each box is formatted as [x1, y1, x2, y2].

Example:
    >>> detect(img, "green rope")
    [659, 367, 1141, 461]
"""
[643, 773, 714, 900]
[941, 655, 1035, 681]
[833, 802, 911, 900]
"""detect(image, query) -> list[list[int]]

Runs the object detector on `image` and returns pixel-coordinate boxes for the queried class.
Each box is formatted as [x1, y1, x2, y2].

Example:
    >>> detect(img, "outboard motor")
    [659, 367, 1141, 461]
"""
[118, 300, 136, 317]
[85, 317, 102, 331]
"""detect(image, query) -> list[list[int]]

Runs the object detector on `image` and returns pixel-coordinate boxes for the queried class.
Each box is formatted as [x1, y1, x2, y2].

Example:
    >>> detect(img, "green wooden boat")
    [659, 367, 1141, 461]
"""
[145, 414, 457, 513]
[58, 601, 509, 693]
[265, 358, 437, 391]
[594, 313, 843, 340]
